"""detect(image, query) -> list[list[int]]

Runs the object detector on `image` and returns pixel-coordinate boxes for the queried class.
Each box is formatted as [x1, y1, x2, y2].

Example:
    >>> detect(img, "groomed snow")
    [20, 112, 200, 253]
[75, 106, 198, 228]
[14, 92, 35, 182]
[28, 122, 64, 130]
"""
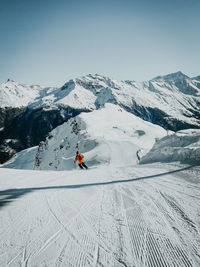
[0, 162, 200, 266]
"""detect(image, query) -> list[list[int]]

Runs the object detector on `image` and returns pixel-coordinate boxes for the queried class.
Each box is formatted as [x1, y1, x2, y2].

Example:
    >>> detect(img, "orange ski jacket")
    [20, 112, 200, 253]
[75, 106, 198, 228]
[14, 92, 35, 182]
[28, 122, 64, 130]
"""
[75, 154, 84, 164]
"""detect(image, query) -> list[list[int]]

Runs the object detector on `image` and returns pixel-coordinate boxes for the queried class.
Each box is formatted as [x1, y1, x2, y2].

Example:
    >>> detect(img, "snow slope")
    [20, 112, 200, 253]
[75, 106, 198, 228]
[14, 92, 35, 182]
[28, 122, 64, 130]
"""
[0, 163, 200, 266]
[140, 129, 200, 165]
[31, 104, 167, 170]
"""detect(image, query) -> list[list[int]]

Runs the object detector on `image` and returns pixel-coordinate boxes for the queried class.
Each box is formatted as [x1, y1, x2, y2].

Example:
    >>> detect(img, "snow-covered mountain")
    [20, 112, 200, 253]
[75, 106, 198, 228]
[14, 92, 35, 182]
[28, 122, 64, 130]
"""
[0, 79, 44, 134]
[1, 71, 200, 164]
[5, 104, 200, 170]
[25, 73, 198, 125]
[3, 104, 167, 170]
[34, 104, 167, 170]
[152, 71, 189, 81]
[28, 71, 200, 130]
[0, 79, 43, 108]
[1, 71, 200, 127]
[0, 79, 51, 160]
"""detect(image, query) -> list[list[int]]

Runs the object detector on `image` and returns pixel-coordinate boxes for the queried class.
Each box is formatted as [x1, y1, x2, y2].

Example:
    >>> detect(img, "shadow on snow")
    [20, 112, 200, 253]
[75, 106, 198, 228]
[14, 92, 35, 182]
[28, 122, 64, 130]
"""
[0, 165, 193, 209]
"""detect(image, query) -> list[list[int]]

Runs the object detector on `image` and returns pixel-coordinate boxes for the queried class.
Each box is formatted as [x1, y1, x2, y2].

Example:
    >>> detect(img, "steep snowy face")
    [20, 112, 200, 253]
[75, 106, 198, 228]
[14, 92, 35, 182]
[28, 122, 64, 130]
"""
[0, 79, 44, 108]
[151, 71, 200, 96]
[151, 71, 189, 82]
[33, 104, 167, 170]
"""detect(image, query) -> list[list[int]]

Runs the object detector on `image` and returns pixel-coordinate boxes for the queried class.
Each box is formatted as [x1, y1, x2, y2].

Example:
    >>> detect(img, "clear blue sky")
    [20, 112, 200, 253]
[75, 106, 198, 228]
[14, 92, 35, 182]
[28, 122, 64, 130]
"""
[0, 0, 200, 86]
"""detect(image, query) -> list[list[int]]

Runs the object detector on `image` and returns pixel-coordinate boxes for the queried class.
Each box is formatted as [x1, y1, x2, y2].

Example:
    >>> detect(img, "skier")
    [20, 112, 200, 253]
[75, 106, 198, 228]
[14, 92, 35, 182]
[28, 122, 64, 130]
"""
[136, 149, 141, 164]
[74, 151, 88, 169]
[136, 150, 141, 161]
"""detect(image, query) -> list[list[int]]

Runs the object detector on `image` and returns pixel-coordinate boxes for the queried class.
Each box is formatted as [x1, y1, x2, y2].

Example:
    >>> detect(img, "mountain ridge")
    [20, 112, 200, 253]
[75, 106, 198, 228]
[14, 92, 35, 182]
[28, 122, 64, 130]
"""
[0, 71, 200, 164]
[1, 71, 200, 108]
[151, 71, 189, 81]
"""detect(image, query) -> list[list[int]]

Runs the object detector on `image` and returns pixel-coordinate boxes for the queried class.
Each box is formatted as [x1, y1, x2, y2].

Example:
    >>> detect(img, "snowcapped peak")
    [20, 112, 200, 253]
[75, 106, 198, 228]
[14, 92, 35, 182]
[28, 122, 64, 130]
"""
[192, 75, 200, 81]
[0, 80, 42, 108]
[86, 73, 110, 80]
[73, 73, 120, 86]
[60, 74, 120, 94]
[60, 74, 110, 91]
[60, 79, 76, 91]
[74, 74, 110, 85]
[4, 79, 20, 87]
[6, 78, 15, 83]
[124, 80, 136, 85]
[86, 73, 105, 78]
[152, 71, 189, 81]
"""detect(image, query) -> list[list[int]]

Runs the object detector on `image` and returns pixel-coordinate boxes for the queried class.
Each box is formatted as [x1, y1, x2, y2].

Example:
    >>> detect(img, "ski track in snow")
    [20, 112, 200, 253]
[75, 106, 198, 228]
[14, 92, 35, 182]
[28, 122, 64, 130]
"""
[0, 165, 200, 267]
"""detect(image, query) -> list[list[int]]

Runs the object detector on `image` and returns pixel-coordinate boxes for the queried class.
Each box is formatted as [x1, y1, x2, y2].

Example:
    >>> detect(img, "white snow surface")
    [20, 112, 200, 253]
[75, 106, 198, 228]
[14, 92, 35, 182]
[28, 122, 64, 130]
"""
[0, 161, 200, 266]
[140, 129, 200, 165]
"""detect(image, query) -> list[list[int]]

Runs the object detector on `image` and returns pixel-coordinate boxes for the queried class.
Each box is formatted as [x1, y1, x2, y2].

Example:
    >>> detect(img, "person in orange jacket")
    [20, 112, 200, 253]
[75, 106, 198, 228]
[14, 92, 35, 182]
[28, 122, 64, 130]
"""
[74, 151, 88, 169]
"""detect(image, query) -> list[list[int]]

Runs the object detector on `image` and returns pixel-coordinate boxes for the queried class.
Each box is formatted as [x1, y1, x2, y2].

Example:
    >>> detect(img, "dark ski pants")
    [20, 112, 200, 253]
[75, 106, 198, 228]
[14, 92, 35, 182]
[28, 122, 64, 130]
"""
[79, 162, 88, 169]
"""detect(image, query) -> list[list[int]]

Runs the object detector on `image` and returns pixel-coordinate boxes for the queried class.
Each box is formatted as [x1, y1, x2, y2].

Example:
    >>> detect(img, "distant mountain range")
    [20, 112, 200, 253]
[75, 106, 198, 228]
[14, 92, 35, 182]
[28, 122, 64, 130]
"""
[0, 71, 200, 163]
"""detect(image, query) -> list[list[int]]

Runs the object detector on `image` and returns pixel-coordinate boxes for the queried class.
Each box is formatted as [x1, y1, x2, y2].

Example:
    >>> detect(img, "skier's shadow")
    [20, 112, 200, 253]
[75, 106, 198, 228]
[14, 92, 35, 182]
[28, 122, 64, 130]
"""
[0, 166, 193, 209]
